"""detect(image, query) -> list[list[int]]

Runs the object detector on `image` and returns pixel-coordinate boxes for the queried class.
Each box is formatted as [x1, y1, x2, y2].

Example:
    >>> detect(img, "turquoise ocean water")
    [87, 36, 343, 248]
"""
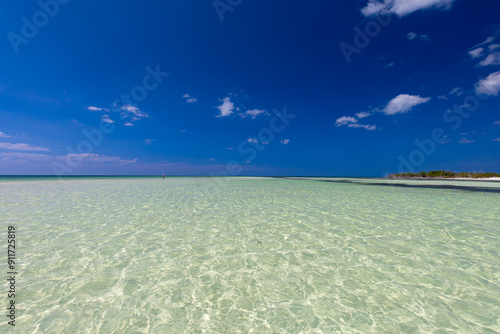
[1, 176, 499, 333]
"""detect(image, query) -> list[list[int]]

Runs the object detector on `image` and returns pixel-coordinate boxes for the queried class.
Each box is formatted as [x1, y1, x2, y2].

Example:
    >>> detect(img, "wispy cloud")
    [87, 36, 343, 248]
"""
[347, 123, 377, 130]
[459, 138, 474, 144]
[493, 138, 500, 142]
[407, 32, 429, 41]
[472, 36, 495, 49]
[479, 52, 500, 66]
[87, 106, 110, 112]
[335, 116, 358, 127]
[489, 44, 500, 52]
[468, 33, 500, 67]
[0, 152, 51, 161]
[0, 152, 137, 164]
[120, 104, 149, 121]
[247, 138, 259, 143]
[216, 97, 235, 117]
[468, 47, 484, 59]
[0, 142, 50, 151]
[382, 94, 431, 115]
[335, 116, 376, 131]
[244, 109, 268, 119]
[355, 111, 371, 119]
[65, 153, 137, 164]
[281, 139, 290, 145]
[475, 72, 500, 96]
[183, 93, 197, 103]
[337, 93, 429, 132]
[361, 0, 455, 17]
[494, 121, 500, 125]
[101, 114, 115, 124]
[0, 131, 11, 138]
[72, 119, 83, 126]
[87, 104, 148, 124]
[449, 87, 463, 96]
[144, 139, 154, 145]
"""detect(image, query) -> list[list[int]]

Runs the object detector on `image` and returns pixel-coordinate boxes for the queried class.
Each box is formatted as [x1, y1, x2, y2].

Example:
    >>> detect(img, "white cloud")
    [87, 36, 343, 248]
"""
[382, 94, 431, 115]
[468, 47, 484, 58]
[183, 93, 197, 103]
[335, 116, 358, 126]
[120, 104, 149, 120]
[72, 119, 83, 126]
[0, 131, 11, 138]
[493, 138, 500, 142]
[0, 142, 50, 151]
[472, 36, 495, 49]
[339, 94, 428, 131]
[355, 111, 371, 118]
[437, 95, 448, 100]
[216, 97, 235, 117]
[0, 152, 51, 161]
[407, 32, 417, 40]
[489, 44, 500, 52]
[144, 139, 154, 145]
[494, 121, 500, 125]
[87, 106, 110, 112]
[124, 122, 134, 127]
[101, 114, 115, 124]
[361, 0, 455, 17]
[65, 153, 137, 163]
[475, 72, 500, 96]
[247, 138, 259, 143]
[361, 1, 387, 16]
[0, 152, 138, 164]
[88, 104, 148, 123]
[281, 139, 290, 145]
[449, 87, 463, 96]
[459, 138, 474, 144]
[479, 52, 500, 66]
[468, 34, 500, 66]
[407, 32, 429, 41]
[245, 109, 267, 119]
[336, 115, 376, 130]
[347, 123, 377, 130]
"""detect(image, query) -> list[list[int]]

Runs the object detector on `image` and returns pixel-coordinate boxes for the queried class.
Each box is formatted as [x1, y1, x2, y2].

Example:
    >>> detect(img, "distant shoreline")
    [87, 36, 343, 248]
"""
[387, 176, 500, 181]
[387, 171, 500, 180]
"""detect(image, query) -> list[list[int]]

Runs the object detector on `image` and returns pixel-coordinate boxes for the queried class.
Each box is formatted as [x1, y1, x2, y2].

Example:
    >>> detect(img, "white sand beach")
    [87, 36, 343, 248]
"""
[452, 177, 500, 181]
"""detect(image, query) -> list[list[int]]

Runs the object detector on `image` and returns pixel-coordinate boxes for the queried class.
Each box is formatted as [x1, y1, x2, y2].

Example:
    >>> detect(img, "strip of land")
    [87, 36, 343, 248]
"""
[387, 171, 500, 180]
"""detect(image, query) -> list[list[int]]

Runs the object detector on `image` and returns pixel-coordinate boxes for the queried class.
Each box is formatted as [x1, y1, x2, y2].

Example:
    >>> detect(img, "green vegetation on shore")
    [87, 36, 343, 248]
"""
[387, 171, 500, 179]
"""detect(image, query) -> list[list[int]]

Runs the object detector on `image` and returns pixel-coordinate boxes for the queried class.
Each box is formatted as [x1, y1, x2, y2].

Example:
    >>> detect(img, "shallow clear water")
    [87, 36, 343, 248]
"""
[1, 177, 499, 333]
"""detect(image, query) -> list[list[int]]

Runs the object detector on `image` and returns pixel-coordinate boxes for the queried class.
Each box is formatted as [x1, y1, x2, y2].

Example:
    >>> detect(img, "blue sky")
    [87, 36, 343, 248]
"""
[1, 0, 499, 176]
